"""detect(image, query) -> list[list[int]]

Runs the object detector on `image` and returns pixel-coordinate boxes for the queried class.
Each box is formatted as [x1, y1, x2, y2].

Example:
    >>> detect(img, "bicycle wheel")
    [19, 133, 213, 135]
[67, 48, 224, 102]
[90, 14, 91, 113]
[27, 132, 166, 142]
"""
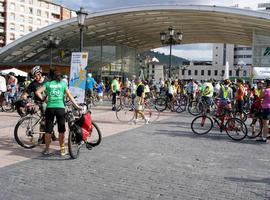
[155, 97, 167, 112]
[246, 117, 262, 138]
[115, 105, 135, 122]
[174, 99, 185, 113]
[225, 118, 247, 141]
[191, 115, 213, 135]
[86, 121, 102, 147]
[144, 105, 160, 122]
[14, 115, 42, 149]
[68, 128, 82, 159]
[188, 101, 203, 116]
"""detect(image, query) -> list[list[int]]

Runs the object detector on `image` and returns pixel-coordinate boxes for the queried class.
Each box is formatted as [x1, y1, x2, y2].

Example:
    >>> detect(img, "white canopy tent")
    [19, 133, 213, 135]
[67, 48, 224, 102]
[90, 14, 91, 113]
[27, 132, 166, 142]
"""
[0, 68, 28, 77]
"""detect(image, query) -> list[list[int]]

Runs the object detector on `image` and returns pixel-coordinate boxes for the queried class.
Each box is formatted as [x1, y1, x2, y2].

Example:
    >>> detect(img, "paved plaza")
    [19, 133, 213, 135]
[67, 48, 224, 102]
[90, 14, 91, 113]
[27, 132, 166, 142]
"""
[0, 103, 269, 200]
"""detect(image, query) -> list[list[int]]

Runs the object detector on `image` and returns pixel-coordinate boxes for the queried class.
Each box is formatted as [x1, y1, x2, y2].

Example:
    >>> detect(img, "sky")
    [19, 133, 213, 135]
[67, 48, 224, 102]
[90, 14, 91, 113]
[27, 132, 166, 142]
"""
[55, 0, 268, 60]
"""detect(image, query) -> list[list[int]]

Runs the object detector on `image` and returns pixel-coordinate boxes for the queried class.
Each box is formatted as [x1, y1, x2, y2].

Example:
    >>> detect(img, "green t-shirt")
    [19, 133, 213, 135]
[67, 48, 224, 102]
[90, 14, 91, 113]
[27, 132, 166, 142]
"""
[111, 79, 120, 92]
[44, 80, 67, 108]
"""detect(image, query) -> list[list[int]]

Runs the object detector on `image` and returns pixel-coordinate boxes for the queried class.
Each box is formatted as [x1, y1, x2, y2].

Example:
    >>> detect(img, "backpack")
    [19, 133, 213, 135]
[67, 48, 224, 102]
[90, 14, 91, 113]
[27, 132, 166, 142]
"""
[71, 112, 93, 142]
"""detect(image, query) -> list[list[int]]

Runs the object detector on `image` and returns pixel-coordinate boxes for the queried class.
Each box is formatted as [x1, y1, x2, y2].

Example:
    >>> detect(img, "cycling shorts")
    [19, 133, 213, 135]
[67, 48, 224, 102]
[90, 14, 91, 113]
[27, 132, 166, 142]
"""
[45, 108, 66, 133]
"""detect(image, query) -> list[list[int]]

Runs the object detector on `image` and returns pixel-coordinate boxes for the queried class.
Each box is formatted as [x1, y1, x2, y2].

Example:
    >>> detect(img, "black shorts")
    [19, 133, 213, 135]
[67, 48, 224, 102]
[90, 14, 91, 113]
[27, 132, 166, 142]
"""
[236, 100, 244, 113]
[45, 108, 66, 133]
[167, 93, 173, 100]
[262, 108, 270, 120]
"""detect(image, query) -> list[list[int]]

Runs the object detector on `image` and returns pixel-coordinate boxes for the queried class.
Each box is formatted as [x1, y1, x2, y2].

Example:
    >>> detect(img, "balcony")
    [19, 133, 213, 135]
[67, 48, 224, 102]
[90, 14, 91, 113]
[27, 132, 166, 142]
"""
[0, 27, 4, 33]
[0, 16, 4, 23]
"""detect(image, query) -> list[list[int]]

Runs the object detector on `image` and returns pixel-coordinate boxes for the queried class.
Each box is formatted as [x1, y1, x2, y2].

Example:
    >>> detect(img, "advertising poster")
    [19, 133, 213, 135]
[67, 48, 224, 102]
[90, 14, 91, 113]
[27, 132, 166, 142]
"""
[69, 52, 88, 103]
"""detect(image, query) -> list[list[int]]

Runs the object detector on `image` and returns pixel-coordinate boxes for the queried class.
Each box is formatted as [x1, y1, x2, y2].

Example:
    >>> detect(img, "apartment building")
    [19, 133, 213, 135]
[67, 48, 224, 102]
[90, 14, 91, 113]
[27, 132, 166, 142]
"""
[0, 0, 75, 47]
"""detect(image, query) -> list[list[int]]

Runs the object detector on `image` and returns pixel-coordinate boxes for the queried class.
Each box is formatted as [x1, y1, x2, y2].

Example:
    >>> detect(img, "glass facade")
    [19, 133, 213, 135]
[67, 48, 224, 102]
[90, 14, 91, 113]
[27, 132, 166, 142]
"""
[27, 41, 139, 81]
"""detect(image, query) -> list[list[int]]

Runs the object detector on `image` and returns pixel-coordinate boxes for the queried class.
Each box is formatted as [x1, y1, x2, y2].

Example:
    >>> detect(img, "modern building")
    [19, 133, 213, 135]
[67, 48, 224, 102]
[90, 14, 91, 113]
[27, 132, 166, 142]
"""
[1, 5, 270, 82]
[0, 0, 75, 48]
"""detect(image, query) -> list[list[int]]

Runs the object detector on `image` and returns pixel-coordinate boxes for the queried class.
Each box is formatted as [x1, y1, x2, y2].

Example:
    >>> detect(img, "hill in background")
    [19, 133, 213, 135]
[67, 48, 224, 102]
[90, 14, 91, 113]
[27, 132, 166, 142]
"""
[140, 50, 189, 66]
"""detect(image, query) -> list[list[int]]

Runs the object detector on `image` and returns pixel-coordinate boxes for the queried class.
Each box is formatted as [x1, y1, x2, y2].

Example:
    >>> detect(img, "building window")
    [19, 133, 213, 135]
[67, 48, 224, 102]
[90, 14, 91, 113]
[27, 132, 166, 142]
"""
[229, 70, 232, 76]
[37, 9, 41, 16]
[201, 70, 204, 76]
[182, 70, 185, 75]
[222, 70, 225, 76]
[37, 19, 41, 25]
[20, 25, 24, 32]
[28, 7, 33, 14]
[10, 13, 15, 21]
[10, 3, 15, 10]
[243, 70, 247, 77]
[10, 23, 15, 30]
[28, 26, 32, 31]
[45, 11, 49, 18]
[208, 70, 211, 76]
[45, 2, 49, 9]
[10, 33, 15, 40]
[28, 17, 33, 24]
[216, 47, 218, 49]
[45, 20, 49, 25]
[20, 5, 25, 12]
[214, 70, 218, 76]
[20, 15, 25, 22]
[188, 70, 191, 76]
[195, 70, 198, 75]
[236, 70, 239, 77]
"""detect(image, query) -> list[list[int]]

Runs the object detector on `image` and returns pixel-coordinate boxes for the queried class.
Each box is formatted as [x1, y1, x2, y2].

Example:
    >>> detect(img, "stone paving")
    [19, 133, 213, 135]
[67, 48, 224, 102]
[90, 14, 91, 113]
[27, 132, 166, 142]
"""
[0, 103, 269, 200]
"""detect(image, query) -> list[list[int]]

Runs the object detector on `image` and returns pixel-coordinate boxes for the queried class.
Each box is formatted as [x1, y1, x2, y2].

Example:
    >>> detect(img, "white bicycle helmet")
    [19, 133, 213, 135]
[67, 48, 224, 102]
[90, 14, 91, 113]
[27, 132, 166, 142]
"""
[31, 66, 42, 75]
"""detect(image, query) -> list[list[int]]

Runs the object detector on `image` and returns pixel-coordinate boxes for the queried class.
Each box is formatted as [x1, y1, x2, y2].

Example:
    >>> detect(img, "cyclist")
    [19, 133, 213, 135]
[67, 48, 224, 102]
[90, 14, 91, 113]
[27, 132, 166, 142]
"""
[235, 79, 245, 120]
[111, 76, 120, 111]
[85, 73, 97, 99]
[167, 80, 177, 111]
[36, 71, 81, 155]
[133, 77, 149, 124]
[257, 79, 270, 143]
[187, 78, 198, 101]
[4, 72, 18, 103]
[216, 79, 233, 116]
[201, 79, 214, 113]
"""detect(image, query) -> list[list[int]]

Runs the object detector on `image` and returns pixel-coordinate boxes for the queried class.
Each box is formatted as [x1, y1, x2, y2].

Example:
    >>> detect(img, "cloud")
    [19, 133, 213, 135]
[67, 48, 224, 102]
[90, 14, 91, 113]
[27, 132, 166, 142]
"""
[154, 44, 213, 61]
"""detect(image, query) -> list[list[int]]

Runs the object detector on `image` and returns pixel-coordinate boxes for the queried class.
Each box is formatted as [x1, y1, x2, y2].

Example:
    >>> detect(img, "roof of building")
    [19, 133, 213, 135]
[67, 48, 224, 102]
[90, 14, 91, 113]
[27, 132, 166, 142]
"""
[1, 4, 270, 65]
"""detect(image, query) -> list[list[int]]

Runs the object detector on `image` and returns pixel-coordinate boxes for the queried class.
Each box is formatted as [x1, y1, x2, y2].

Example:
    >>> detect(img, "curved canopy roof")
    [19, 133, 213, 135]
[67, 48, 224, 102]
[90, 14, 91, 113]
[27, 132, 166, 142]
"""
[1, 4, 270, 64]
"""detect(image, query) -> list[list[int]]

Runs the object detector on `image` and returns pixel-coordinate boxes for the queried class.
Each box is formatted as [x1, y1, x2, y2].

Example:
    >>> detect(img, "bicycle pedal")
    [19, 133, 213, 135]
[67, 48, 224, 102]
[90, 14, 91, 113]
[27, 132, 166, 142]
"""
[86, 143, 93, 150]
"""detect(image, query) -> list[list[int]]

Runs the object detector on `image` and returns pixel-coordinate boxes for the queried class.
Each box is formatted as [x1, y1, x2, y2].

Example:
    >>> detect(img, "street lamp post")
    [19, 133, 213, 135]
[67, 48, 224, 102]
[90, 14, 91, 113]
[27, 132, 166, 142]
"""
[43, 34, 60, 71]
[160, 26, 183, 78]
[76, 7, 88, 52]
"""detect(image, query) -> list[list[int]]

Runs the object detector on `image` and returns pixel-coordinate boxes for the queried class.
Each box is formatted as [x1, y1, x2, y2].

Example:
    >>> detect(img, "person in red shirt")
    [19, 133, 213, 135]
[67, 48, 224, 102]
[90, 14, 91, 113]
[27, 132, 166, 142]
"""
[235, 79, 245, 120]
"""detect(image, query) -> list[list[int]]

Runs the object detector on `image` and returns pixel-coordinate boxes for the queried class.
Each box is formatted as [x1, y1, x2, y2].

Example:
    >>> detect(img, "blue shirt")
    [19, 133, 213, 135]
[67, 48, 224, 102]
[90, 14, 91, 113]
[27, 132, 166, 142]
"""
[97, 83, 104, 93]
[86, 77, 96, 90]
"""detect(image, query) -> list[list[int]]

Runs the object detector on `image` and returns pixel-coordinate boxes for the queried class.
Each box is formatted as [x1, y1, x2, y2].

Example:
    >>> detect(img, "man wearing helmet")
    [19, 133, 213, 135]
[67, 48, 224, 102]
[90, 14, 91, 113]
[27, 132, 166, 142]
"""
[22, 66, 48, 102]
[216, 79, 233, 116]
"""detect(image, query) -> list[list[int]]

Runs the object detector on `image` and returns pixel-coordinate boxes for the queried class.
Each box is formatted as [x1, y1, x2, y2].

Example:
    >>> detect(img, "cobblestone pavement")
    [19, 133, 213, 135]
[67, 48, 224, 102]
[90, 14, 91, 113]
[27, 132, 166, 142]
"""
[0, 105, 269, 200]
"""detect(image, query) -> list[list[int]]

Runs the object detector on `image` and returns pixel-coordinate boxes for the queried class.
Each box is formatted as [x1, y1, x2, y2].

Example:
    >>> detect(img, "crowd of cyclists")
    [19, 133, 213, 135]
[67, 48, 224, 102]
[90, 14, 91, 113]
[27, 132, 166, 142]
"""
[0, 66, 269, 153]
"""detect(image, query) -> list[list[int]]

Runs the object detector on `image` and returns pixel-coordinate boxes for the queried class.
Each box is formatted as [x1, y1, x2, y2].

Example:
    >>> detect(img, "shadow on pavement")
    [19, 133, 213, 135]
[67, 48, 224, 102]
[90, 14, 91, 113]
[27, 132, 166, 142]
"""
[224, 176, 270, 185]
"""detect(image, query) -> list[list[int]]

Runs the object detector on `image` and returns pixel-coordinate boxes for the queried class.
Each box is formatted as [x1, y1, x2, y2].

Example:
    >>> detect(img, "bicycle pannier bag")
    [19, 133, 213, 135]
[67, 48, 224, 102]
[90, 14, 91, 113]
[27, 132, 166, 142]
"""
[71, 112, 93, 142]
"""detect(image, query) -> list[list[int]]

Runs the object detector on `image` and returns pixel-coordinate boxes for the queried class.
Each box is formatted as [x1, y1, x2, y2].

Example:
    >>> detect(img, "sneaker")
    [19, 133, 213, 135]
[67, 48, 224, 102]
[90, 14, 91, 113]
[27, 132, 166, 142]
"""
[133, 119, 138, 124]
[60, 147, 66, 156]
[144, 118, 150, 125]
[112, 107, 116, 111]
[42, 148, 51, 156]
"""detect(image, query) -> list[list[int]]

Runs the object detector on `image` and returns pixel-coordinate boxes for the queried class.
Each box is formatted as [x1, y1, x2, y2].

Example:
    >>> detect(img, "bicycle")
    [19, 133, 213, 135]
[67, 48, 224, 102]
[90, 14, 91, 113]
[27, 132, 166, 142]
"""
[191, 108, 247, 141]
[115, 99, 160, 123]
[65, 103, 102, 159]
[14, 101, 102, 159]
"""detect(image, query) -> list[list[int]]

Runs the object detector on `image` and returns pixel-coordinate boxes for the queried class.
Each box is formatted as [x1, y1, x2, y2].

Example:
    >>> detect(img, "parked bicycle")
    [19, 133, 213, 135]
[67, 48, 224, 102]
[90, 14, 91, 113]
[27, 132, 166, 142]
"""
[191, 108, 247, 141]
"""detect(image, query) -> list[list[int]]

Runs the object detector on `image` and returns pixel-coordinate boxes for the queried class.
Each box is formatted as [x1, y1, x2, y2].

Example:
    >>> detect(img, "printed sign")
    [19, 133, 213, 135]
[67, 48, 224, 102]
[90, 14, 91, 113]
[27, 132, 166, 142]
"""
[69, 52, 88, 103]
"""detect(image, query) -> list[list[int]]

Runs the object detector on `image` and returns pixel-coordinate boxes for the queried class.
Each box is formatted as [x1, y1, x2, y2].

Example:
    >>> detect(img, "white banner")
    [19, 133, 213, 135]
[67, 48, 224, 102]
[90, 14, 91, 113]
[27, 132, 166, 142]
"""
[253, 67, 270, 79]
[69, 52, 88, 103]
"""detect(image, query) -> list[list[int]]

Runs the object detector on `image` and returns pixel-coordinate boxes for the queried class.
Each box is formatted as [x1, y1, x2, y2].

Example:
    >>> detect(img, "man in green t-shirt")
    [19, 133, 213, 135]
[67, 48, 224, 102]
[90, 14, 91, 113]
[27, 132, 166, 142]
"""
[110, 76, 120, 111]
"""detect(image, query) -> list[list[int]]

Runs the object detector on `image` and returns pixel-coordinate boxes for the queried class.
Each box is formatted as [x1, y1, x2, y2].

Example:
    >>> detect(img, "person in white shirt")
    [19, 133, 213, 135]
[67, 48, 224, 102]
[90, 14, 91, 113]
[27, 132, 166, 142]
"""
[0, 74, 7, 95]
